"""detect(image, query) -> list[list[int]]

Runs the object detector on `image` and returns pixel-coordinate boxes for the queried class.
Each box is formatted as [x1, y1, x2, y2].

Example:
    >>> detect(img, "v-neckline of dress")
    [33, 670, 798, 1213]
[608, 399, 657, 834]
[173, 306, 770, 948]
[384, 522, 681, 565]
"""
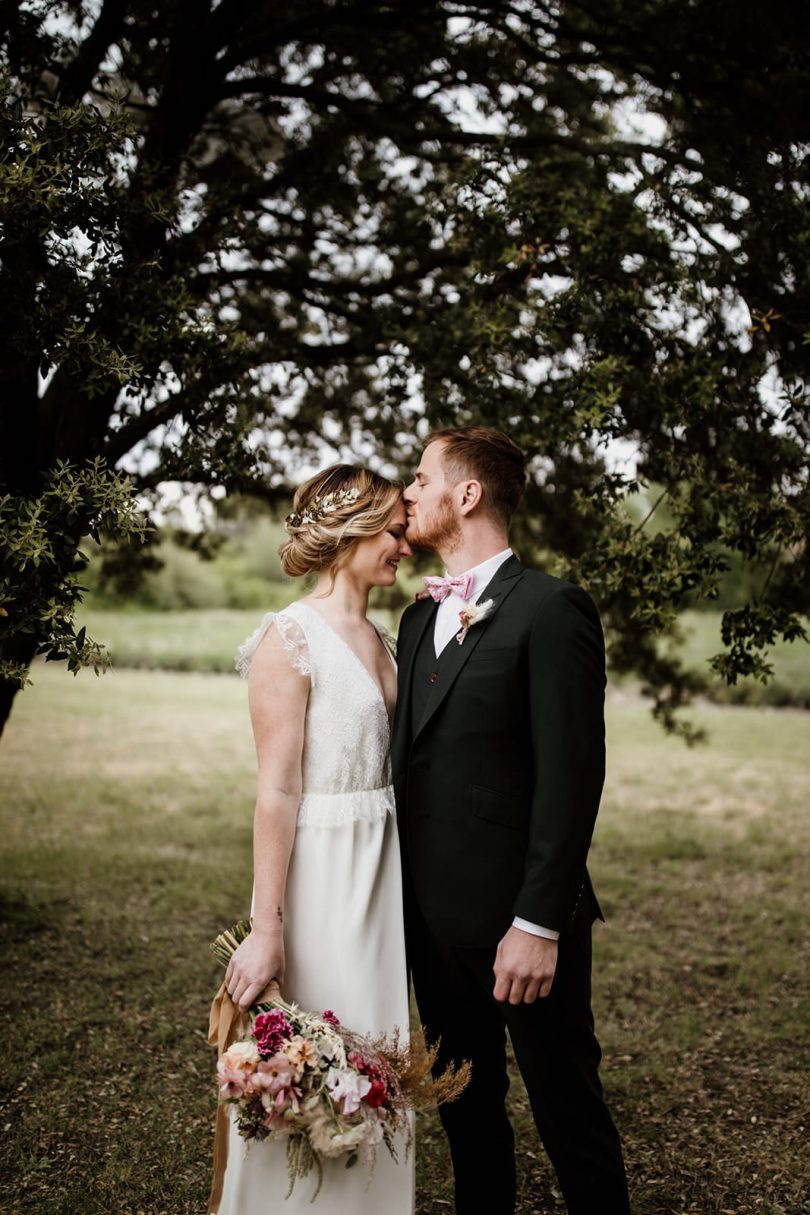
[295, 603, 396, 726]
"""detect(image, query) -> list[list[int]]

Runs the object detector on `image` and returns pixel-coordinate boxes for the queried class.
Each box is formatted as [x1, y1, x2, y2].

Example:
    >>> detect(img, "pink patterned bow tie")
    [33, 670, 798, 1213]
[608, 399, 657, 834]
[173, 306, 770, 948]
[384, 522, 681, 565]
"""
[422, 573, 475, 603]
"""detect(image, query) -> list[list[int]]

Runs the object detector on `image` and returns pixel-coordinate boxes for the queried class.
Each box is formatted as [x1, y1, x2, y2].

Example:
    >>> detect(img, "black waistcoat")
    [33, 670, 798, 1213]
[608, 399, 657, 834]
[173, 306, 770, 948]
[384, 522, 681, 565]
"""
[408, 611, 445, 741]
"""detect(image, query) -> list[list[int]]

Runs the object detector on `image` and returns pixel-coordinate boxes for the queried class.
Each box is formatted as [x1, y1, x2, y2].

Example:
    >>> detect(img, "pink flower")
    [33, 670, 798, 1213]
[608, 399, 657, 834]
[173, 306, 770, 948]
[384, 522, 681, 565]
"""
[217, 1040, 259, 1096]
[322, 1010, 340, 1027]
[218, 1068, 247, 1098]
[246, 1054, 303, 1122]
[283, 1036, 318, 1072]
[260, 1087, 302, 1128]
[260, 1083, 302, 1119]
[247, 1053, 298, 1095]
[217, 1062, 251, 1099]
[252, 1009, 293, 1058]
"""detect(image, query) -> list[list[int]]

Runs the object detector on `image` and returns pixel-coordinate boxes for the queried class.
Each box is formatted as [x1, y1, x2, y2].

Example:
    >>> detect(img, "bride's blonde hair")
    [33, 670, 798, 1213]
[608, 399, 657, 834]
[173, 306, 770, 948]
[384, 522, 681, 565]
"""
[279, 465, 402, 578]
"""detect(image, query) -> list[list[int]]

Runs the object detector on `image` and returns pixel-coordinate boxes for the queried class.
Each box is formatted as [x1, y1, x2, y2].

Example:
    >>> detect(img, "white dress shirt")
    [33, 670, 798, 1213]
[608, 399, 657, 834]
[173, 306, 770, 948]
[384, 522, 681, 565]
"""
[432, 548, 559, 943]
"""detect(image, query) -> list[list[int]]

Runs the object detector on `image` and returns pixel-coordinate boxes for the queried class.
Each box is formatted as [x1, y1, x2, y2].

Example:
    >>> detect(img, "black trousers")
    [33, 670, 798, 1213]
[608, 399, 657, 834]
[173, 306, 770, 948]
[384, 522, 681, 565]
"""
[408, 907, 631, 1215]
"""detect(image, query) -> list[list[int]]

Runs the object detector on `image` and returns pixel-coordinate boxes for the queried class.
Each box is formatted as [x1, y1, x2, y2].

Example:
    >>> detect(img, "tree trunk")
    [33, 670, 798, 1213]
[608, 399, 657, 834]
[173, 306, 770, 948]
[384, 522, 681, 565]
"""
[0, 635, 39, 740]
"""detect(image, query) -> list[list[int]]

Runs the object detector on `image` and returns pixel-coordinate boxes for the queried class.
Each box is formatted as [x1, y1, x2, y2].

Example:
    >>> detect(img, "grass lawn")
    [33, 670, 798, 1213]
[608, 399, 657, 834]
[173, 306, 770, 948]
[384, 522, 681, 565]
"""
[76, 598, 401, 674]
[0, 668, 808, 1215]
[75, 604, 810, 709]
[77, 601, 297, 673]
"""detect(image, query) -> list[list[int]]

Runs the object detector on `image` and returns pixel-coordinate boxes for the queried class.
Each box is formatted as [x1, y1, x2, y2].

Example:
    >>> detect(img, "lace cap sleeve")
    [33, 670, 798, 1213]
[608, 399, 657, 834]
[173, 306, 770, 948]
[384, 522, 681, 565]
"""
[234, 611, 312, 680]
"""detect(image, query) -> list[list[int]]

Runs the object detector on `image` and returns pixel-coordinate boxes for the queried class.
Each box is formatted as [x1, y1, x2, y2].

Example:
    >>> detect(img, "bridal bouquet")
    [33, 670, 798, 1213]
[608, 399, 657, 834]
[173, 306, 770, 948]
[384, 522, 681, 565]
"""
[209, 921, 469, 1202]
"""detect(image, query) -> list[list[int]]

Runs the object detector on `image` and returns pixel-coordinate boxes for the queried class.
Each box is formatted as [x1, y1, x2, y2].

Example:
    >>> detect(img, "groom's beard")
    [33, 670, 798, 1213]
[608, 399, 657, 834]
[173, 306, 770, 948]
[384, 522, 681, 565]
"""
[406, 491, 462, 554]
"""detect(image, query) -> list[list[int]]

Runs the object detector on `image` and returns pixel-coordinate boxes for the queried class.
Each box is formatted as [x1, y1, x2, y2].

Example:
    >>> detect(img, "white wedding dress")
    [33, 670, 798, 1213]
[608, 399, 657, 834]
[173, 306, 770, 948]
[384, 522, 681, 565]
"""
[217, 600, 414, 1215]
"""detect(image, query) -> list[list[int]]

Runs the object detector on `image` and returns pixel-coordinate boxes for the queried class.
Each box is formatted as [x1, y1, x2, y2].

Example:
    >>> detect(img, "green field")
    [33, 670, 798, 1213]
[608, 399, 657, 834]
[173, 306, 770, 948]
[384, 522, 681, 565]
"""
[75, 599, 395, 673]
[71, 605, 810, 708]
[1, 667, 808, 1214]
[670, 612, 810, 707]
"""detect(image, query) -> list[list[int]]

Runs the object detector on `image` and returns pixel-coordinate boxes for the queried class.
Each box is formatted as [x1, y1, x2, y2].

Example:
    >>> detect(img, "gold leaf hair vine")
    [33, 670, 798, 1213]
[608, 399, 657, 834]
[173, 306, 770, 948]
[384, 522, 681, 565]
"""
[285, 485, 361, 532]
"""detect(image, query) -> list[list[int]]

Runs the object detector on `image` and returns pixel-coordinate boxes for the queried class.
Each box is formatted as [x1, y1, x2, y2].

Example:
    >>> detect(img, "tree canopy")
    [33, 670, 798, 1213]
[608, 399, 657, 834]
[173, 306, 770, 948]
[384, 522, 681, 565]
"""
[1, 0, 808, 738]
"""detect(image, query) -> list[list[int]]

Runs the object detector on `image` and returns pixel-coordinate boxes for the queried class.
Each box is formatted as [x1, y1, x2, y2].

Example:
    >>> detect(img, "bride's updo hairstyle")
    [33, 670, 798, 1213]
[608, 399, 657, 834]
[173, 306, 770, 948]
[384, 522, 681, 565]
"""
[279, 464, 401, 579]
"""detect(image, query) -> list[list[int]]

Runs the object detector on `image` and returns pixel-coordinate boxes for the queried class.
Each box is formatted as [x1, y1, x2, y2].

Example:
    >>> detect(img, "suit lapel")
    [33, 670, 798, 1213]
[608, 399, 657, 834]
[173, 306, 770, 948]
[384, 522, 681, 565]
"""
[391, 596, 437, 773]
[413, 555, 524, 745]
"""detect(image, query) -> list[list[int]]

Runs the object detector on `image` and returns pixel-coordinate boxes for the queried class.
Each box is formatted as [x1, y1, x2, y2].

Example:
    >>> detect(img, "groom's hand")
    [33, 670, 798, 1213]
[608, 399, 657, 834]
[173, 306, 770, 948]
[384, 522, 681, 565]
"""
[493, 927, 558, 1004]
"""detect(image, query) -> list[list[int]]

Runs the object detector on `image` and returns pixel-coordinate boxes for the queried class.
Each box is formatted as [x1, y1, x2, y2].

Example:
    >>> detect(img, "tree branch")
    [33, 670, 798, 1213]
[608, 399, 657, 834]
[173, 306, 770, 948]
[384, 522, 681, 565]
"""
[192, 255, 463, 299]
[104, 396, 187, 466]
[57, 0, 128, 102]
[217, 73, 676, 164]
[217, 0, 447, 74]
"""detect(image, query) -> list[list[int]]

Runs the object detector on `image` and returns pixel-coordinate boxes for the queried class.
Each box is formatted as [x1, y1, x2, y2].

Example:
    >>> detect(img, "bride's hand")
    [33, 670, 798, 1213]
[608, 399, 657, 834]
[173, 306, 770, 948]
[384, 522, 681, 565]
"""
[225, 927, 285, 1011]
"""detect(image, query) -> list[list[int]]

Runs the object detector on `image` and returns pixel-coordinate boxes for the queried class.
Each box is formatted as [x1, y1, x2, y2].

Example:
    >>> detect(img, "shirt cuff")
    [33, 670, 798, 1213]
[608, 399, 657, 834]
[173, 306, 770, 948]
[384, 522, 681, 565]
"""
[512, 916, 560, 941]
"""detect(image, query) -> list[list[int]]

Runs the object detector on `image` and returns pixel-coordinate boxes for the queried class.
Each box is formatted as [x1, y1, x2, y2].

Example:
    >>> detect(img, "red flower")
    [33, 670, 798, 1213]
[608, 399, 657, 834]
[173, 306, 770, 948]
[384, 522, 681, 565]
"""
[348, 1050, 388, 1107]
[363, 1077, 387, 1108]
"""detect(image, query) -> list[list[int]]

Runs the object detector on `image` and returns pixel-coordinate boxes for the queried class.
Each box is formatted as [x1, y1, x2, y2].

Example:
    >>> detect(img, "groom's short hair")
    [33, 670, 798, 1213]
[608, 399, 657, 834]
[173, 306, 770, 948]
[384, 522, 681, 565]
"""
[425, 426, 526, 527]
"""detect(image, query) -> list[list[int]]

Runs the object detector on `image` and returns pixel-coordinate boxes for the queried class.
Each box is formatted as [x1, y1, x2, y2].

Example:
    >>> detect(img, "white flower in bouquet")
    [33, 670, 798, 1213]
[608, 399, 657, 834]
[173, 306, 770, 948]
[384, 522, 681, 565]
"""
[221, 1040, 260, 1069]
[326, 1066, 372, 1115]
[304, 1105, 377, 1160]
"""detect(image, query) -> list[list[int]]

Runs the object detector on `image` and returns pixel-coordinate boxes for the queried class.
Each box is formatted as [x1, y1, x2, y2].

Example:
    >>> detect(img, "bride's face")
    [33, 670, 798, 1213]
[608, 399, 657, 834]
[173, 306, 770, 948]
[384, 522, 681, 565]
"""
[345, 500, 412, 588]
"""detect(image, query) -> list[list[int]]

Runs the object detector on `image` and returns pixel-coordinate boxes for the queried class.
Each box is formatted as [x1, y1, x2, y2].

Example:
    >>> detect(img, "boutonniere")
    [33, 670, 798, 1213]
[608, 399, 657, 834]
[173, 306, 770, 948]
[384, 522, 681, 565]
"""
[456, 598, 495, 645]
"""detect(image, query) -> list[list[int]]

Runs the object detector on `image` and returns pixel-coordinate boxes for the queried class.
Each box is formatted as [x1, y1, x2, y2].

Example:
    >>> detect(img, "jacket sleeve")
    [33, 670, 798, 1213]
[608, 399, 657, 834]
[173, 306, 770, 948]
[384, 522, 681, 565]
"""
[396, 599, 421, 652]
[511, 583, 606, 932]
[391, 600, 419, 756]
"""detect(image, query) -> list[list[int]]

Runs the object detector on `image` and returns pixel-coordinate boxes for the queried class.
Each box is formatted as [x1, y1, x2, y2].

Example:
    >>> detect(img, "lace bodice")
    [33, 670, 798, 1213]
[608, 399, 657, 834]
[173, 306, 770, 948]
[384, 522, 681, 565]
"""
[235, 602, 395, 828]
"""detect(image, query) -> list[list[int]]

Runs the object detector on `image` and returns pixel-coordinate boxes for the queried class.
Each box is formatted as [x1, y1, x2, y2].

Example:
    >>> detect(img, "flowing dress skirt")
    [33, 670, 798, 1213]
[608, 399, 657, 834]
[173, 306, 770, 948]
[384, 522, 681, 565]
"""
[216, 805, 414, 1215]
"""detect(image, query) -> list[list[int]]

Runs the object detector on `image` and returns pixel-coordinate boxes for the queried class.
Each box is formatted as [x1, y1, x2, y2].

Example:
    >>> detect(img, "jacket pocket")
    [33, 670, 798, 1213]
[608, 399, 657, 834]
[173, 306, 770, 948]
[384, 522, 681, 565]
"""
[467, 646, 513, 662]
[471, 784, 522, 830]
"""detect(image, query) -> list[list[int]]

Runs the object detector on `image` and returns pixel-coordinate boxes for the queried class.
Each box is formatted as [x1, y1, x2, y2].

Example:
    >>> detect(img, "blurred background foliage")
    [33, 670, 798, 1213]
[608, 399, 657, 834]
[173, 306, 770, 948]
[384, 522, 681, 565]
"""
[77, 496, 810, 707]
[2, 0, 809, 739]
[80, 489, 782, 617]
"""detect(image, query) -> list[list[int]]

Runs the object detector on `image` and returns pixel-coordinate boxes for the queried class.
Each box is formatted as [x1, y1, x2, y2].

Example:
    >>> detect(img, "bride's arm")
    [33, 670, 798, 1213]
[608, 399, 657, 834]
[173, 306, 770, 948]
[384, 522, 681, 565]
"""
[225, 623, 309, 1010]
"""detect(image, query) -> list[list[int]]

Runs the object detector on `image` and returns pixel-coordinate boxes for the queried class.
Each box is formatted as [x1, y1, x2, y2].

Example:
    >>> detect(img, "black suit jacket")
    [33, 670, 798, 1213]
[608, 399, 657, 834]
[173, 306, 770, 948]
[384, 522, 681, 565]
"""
[392, 555, 606, 948]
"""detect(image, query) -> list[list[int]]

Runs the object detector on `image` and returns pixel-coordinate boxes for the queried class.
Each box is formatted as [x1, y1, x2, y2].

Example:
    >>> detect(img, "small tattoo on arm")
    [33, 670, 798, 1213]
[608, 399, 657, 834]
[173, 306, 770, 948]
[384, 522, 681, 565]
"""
[276, 906, 283, 924]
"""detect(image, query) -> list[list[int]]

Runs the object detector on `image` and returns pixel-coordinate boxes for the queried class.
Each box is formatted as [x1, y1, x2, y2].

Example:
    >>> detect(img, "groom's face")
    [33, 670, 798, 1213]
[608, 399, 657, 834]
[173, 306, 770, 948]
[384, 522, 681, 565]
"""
[403, 441, 462, 552]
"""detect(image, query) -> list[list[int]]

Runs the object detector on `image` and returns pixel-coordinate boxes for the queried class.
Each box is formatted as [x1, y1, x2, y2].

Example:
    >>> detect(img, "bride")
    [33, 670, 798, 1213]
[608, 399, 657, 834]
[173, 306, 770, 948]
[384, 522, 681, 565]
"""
[213, 465, 415, 1215]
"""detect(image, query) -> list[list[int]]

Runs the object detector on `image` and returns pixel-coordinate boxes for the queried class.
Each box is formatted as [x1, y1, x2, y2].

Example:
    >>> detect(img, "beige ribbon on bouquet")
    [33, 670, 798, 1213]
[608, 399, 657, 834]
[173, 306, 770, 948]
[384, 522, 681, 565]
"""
[206, 978, 282, 1214]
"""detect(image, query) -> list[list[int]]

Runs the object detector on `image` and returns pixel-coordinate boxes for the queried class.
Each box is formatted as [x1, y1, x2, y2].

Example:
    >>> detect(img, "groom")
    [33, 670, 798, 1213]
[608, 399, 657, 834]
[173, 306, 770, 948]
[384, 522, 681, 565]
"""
[392, 427, 631, 1215]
